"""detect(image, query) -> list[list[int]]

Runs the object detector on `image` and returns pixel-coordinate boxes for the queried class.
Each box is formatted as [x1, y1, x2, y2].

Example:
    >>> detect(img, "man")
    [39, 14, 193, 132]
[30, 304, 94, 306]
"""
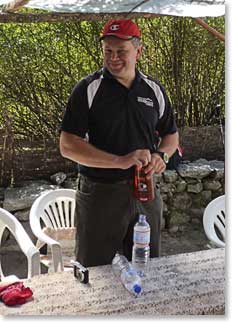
[60, 19, 179, 267]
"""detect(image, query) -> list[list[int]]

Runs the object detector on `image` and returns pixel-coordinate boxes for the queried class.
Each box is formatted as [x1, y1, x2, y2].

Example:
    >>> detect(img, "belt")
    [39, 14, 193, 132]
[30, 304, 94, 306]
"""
[79, 174, 133, 185]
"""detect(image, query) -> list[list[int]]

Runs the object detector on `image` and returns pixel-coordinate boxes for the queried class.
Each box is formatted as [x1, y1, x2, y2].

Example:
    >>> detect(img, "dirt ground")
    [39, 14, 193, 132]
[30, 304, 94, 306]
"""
[1, 223, 212, 280]
[161, 223, 211, 256]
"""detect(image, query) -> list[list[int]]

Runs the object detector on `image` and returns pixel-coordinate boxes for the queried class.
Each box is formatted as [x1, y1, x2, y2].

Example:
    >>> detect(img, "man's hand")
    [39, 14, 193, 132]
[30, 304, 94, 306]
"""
[118, 150, 166, 176]
[143, 153, 166, 178]
[118, 149, 152, 170]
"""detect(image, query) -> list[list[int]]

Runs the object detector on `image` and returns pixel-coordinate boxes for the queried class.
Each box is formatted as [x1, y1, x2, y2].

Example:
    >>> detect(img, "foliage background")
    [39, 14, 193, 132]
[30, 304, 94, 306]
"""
[0, 17, 225, 139]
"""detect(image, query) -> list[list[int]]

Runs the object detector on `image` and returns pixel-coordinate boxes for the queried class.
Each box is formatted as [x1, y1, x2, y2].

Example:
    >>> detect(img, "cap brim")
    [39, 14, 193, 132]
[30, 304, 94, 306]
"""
[99, 33, 134, 41]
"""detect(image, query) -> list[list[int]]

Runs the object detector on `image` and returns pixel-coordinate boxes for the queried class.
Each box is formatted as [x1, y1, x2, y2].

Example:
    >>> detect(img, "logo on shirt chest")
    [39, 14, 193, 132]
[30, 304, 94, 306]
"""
[137, 96, 154, 107]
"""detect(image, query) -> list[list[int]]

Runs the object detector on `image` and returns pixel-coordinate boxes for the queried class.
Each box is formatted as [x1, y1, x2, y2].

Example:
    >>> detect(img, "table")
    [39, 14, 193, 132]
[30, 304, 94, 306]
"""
[0, 248, 225, 316]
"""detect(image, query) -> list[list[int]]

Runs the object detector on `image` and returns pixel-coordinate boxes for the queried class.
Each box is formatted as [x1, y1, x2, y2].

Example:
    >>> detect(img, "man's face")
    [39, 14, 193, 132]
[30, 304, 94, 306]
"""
[102, 37, 142, 80]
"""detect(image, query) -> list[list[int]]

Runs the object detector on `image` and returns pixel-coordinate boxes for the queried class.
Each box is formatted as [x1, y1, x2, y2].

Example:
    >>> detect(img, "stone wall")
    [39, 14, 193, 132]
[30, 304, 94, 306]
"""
[0, 125, 225, 187]
[156, 159, 225, 232]
[0, 159, 224, 254]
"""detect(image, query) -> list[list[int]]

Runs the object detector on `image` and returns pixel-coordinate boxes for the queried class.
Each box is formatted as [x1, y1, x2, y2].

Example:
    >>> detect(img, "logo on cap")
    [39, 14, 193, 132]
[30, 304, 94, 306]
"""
[100, 19, 141, 40]
[110, 24, 120, 31]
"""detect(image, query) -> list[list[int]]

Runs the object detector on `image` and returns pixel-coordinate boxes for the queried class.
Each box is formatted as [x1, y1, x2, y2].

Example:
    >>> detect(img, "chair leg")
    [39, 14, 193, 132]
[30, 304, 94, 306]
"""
[51, 244, 64, 272]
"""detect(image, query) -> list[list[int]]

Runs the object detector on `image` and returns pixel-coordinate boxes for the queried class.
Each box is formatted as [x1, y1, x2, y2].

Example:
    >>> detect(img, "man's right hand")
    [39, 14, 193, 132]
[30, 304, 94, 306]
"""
[117, 149, 151, 170]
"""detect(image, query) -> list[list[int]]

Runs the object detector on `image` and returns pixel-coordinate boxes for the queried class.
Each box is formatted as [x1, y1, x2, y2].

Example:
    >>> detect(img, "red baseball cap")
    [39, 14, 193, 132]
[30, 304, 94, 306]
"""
[100, 19, 141, 40]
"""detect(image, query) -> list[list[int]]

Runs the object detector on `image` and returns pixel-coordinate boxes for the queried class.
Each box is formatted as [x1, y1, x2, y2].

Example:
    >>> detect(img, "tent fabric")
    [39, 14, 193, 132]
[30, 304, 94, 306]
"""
[0, 0, 225, 17]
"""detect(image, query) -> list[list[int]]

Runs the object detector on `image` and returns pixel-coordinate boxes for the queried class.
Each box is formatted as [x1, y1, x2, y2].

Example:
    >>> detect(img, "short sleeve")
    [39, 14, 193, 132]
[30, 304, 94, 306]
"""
[60, 80, 89, 138]
[156, 86, 177, 138]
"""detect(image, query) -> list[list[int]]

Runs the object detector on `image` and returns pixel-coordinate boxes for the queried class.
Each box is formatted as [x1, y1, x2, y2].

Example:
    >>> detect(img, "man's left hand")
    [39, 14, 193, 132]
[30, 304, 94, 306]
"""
[143, 153, 166, 177]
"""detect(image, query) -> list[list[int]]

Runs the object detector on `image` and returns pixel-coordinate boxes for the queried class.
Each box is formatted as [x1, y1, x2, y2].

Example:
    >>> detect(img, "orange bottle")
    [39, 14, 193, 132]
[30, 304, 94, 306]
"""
[134, 167, 155, 202]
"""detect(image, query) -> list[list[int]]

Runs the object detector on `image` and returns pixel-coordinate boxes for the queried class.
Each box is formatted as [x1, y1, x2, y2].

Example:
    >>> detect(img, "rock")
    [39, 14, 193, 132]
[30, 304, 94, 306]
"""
[50, 172, 67, 185]
[172, 192, 192, 210]
[160, 183, 176, 194]
[163, 170, 178, 183]
[169, 210, 190, 226]
[14, 209, 30, 222]
[178, 162, 211, 179]
[154, 173, 163, 183]
[162, 201, 168, 212]
[191, 193, 209, 208]
[203, 180, 222, 191]
[209, 168, 224, 180]
[191, 217, 201, 225]
[200, 190, 212, 203]
[189, 208, 204, 218]
[176, 180, 187, 192]
[194, 159, 224, 178]
[187, 182, 203, 193]
[168, 225, 179, 233]
[63, 178, 77, 189]
[191, 159, 224, 180]
[185, 178, 200, 184]
[3, 181, 59, 211]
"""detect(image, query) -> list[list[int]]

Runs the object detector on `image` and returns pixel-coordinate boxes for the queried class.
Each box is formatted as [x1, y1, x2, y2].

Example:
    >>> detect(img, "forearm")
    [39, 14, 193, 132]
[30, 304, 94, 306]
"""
[60, 131, 151, 170]
[157, 132, 179, 157]
[60, 131, 119, 168]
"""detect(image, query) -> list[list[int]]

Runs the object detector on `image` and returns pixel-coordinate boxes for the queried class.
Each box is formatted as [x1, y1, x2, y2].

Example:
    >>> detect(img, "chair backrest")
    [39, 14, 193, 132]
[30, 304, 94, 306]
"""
[0, 208, 40, 279]
[29, 189, 77, 264]
[30, 189, 76, 230]
[203, 195, 225, 248]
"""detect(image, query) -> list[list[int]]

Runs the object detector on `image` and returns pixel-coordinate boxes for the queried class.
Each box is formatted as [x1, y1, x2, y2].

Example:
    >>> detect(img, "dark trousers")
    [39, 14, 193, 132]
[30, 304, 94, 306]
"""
[75, 174, 162, 267]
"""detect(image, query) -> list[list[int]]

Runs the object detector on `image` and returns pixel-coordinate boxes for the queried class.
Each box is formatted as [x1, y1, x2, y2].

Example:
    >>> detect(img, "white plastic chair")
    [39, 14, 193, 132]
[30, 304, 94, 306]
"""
[203, 195, 225, 248]
[0, 208, 40, 281]
[29, 189, 76, 272]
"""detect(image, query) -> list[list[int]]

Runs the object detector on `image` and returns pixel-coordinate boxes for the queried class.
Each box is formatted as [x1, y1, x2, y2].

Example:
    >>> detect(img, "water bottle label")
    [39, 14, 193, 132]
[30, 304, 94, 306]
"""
[133, 230, 150, 245]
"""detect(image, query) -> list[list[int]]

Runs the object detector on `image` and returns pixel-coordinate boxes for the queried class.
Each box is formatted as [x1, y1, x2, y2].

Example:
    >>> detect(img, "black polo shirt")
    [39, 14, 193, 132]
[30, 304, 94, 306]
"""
[61, 68, 177, 182]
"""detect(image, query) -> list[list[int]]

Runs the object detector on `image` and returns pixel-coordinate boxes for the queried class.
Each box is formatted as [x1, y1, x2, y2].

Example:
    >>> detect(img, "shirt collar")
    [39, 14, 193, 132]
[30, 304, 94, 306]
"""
[102, 67, 142, 84]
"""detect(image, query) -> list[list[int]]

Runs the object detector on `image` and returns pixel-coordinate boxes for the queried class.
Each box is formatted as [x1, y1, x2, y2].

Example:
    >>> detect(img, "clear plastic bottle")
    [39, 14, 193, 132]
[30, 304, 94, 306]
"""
[134, 167, 155, 202]
[132, 214, 150, 277]
[112, 252, 142, 296]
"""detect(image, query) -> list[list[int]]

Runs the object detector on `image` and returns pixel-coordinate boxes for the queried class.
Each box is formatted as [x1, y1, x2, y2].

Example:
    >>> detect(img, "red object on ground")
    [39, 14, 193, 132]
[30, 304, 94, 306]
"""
[0, 282, 33, 306]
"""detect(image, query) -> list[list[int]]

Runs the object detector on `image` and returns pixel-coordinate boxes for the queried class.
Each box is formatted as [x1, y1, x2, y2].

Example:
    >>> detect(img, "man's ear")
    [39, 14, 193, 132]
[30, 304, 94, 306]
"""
[136, 45, 143, 60]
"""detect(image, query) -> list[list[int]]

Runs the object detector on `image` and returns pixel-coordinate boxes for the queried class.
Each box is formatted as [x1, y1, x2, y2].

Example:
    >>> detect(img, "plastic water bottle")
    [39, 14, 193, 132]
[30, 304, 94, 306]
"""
[112, 252, 142, 296]
[132, 214, 150, 277]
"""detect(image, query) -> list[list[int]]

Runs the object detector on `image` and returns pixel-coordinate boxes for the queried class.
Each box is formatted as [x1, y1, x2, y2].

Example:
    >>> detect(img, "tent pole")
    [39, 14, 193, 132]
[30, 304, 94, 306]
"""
[194, 18, 225, 42]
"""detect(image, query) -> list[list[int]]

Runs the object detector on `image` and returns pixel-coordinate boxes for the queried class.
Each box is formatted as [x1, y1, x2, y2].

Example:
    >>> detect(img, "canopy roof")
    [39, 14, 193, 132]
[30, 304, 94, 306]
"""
[0, 0, 225, 42]
[0, 0, 225, 18]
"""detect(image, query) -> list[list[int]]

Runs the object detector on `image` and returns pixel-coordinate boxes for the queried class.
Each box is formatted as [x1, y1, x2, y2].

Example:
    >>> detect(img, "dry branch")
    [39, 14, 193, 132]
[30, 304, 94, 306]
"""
[1, 0, 30, 13]
[0, 11, 158, 23]
[194, 18, 225, 42]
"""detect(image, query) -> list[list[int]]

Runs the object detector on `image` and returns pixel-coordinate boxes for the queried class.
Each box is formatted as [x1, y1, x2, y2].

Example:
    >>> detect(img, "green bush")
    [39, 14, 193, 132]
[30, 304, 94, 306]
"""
[0, 17, 225, 139]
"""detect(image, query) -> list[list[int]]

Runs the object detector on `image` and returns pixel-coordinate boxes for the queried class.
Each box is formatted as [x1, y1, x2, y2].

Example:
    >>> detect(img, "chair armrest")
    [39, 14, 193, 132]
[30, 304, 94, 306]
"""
[0, 209, 41, 279]
[30, 214, 64, 272]
[30, 207, 60, 247]
[12, 225, 41, 278]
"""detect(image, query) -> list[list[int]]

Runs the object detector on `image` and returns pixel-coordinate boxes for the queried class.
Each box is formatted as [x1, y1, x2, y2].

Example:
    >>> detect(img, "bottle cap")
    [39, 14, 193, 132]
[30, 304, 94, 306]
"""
[133, 284, 142, 294]
[139, 214, 146, 222]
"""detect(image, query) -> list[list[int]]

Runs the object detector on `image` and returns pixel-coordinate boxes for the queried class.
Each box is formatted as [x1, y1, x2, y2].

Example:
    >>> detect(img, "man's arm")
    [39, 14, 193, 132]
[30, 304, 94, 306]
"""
[156, 132, 179, 157]
[60, 131, 152, 170]
[145, 132, 179, 176]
